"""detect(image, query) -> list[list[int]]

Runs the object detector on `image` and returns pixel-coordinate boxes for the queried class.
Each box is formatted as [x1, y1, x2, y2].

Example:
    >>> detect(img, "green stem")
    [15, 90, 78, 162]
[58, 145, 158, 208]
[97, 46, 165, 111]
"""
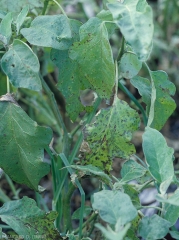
[118, 81, 148, 126]
[63, 182, 76, 232]
[5, 174, 19, 199]
[73, 212, 98, 235]
[133, 154, 148, 169]
[137, 205, 163, 212]
[40, 74, 68, 138]
[52, 0, 68, 17]
[6, 76, 10, 93]
[42, 0, 50, 15]
[137, 179, 154, 192]
[117, 36, 125, 61]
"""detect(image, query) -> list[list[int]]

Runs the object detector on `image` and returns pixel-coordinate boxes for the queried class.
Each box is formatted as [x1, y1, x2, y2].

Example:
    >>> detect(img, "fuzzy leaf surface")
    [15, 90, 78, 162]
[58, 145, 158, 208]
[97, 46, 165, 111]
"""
[0, 197, 61, 239]
[121, 160, 147, 183]
[138, 214, 170, 240]
[142, 127, 174, 183]
[107, 0, 153, 61]
[156, 189, 179, 206]
[0, 12, 12, 45]
[162, 203, 179, 226]
[69, 17, 115, 99]
[81, 98, 140, 172]
[1, 39, 41, 91]
[0, 0, 43, 13]
[92, 190, 137, 225]
[131, 71, 176, 130]
[15, 5, 29, 35]
[119, 52, 142, 79]
[0, 95, 52, 190]
[21, 15, 72, 50]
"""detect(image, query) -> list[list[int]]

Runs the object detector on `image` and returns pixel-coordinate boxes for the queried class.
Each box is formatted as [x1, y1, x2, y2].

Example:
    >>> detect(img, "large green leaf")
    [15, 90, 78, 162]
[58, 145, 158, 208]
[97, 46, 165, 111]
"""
[0, 12, 12, 45]
[162, 203, 179, 226]
[51, 19, 94, 121]
[120, 160, 147, 183]
[142, 127, 174, 183]
[131, 70, 176, 130]
[69, 17, 115, 99]
[0, 197, 61, 240]
[107, 0, 153, 61]
[0, 0, 43, 13]
[21, 15, 72, 50]
[92, 190, 137, 225]
[0, 94, 52, 191]
[1, 39, 41, 91]
[138, 214, 171, 240]
[81, 97, 140, 172]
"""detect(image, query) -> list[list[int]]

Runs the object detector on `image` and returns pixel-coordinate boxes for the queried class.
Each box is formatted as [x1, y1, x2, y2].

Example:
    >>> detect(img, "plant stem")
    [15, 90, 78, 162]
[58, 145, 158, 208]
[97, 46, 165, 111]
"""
[118, 81, 148, 126]
[63, 182, 76, 232]
[5, 174, 19, 199]
[40, 74, 68, 138]
[137, 179, 154, 192]
[52, 0, 68, 17]
[133, 154, 148, 168]
[6, 76, 10, 93]
[73, 212, 98, 235]
[42, 0, 50, 15]
[117, 36, 125, 61]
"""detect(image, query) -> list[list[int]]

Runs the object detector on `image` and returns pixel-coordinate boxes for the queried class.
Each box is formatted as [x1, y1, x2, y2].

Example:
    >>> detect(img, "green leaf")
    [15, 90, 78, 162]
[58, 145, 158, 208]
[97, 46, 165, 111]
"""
[142, 127, 174, 183]
[95, 222, 130, 240]
[15, 5, 29, 35]
[123, 184, 140, 209]
[121, 160, 147, 183]
[0, 94, 52, 191]
[162, 203, 179, 226]
[169, 231, 179, 239]
[70, 165, 112, 186]
[0, 0, 43, 13]
[51, 19, 94, 121]
[92, 190, 137, 225]
[72, 206, 92, 220]
[131, 71, 176, 130]
[21, 15, 72, 50]
[107, 0, 153, 61]
[119, 53, 142, 79]
[69, 17, 115, 99]
[81, 97, 140, 172]
[156, 188, 179, 206]
[1, 39, 41, 91]
[0, 197, 62, 239]
[138, 214, 171, 240]
[0, 12, 12, 45]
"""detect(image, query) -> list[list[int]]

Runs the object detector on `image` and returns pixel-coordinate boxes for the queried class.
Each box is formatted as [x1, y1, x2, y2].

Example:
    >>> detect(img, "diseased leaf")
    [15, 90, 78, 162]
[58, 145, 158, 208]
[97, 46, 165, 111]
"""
[69, 17, 115, 99]
[138, 214, 171, 240]
[92, 190, 137, 225]
[0, 197, 62, 240]
[107, 0, 153, 61]
[0, 0, 43, 13]
[131, 71, 176, 130]
[81, 97, 140, 172]
[0, 12, 12, 45]
[21, 15, 72, 50]
[121, 160, 147, 183]
[51, 19, 94, 121]
[0, 94, 52, 191]
[142, 127, 174, 183]
[70, 164, 112, 186]
[119, 53, 142, 79]
[1, 39, 41, 91]
[15, 5, 29, 35]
